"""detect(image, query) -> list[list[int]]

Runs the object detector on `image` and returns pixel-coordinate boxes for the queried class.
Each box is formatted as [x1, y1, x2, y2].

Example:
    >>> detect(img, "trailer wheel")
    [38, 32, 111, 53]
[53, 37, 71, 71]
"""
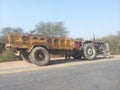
[30, 47, 50, 66]
[21, 53, 31, 63]
[84, 44, 96, 60]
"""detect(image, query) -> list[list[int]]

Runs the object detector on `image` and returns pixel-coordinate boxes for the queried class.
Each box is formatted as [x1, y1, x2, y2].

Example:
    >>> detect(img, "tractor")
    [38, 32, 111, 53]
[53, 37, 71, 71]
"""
[71, 40, 110, 60]
[6, 34, 110, 66]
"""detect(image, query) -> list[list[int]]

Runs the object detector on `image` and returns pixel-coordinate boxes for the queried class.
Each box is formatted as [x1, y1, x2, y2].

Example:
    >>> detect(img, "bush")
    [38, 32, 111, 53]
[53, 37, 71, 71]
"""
[0, 48, 19, 62]
[97, 34, 120, 55]
[0, 43, 5, 53]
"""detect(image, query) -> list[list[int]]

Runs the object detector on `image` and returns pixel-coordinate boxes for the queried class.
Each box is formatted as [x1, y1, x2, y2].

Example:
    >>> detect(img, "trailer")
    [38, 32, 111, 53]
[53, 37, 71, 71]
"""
[6, 34, 110, 66]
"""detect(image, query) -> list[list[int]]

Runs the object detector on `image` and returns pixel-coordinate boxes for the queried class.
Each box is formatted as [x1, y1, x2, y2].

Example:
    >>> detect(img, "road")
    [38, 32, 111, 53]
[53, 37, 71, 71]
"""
[0, 56, 120, 90]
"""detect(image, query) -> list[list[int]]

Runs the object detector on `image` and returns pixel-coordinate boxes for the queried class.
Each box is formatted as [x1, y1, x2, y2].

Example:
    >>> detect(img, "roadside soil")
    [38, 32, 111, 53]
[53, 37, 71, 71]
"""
[0, 57, 65, 69]
[0, 55, 119, 70]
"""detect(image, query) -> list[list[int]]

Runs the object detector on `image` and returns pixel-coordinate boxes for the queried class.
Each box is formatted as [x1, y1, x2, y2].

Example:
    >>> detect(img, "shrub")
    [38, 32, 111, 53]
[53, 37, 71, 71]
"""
[0, 43, 5, 53]
[0, 48, 19, 62]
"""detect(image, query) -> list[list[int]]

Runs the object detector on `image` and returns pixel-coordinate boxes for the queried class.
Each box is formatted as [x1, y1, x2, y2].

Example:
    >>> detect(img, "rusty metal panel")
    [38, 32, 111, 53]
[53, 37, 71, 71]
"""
[7, 34, 73, 50]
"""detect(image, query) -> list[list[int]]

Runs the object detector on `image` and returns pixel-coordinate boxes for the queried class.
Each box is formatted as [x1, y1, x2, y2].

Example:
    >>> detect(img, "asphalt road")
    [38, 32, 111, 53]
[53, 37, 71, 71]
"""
[0, 57, 120, 90]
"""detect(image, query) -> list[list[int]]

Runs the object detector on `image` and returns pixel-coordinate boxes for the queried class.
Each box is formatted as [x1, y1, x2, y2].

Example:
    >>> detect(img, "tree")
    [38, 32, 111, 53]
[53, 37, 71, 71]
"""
[75, 37, 84, 41]
[96, 33, 120, 55]
[0, 27, 24, 43]
[0, 27, 23, 35]
[30, 22, 68, 37]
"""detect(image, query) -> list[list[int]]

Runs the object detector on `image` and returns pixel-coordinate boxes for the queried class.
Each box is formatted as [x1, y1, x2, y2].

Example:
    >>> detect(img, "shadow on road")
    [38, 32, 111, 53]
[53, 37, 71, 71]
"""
[49, 56, 113, 65]
[49, 59, 80, 65]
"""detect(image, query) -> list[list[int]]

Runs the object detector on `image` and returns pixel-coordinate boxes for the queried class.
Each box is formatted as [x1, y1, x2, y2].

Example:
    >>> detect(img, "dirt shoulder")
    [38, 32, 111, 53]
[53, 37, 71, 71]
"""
[0, 57, 65, 70]
[0, 56, 120, 70]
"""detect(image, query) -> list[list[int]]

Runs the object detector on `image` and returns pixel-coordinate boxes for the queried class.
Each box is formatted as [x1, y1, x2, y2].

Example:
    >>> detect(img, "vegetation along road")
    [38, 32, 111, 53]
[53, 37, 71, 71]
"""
[0, 56, 120, 90]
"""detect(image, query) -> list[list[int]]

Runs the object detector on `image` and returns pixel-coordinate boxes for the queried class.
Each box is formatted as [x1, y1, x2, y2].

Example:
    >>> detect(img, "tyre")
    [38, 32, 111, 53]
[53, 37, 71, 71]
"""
[21, 53, 31, 63]
[103, 43, 110, 59]
[103, 51, 110, 59]
[84, 44, 96, 60]
[29, 47, 50, 66]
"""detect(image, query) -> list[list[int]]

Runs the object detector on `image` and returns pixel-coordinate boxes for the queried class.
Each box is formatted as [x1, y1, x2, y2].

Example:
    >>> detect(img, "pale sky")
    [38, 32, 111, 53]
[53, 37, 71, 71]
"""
[0, 0, 120, 39]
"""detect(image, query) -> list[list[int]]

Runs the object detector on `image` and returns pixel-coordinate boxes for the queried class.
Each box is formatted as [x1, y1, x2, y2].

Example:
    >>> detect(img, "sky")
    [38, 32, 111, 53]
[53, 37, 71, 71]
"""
[0, 0, 120, 39]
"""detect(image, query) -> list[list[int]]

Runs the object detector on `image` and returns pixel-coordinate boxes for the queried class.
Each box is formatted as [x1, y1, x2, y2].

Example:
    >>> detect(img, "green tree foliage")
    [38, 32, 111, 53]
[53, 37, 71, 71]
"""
[30, 22, 68, 37]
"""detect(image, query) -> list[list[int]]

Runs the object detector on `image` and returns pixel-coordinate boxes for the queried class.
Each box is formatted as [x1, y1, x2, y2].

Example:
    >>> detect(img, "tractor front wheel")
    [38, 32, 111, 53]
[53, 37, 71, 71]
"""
[103, 43, 110, 59]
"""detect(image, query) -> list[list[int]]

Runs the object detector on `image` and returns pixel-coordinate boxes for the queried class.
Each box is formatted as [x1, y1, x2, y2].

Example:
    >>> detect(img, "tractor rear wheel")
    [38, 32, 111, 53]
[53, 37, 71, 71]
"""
[84, 44, 96, 60]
